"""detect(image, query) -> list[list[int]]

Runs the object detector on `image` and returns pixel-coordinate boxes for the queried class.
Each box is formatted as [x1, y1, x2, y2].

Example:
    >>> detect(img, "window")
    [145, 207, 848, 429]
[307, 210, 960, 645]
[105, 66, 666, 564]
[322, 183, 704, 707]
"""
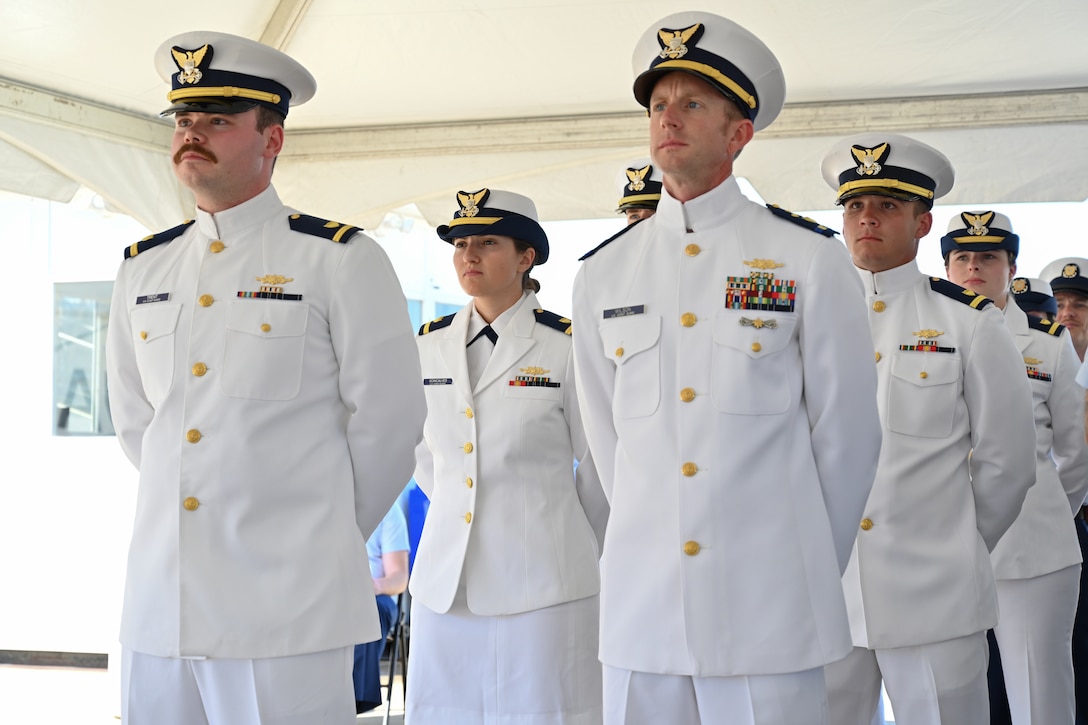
[53, 282, 114, 436]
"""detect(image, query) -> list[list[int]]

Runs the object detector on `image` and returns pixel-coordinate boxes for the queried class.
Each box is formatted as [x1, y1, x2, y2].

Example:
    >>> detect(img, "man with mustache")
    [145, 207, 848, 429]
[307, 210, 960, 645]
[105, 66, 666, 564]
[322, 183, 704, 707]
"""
[105, 31, 425, 725]
[572, 12, 882, 723]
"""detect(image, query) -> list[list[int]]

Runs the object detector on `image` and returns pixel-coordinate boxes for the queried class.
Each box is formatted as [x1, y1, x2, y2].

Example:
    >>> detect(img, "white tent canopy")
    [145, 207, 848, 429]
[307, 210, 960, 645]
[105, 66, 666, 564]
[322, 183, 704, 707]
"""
[1, 0, 1087, 231]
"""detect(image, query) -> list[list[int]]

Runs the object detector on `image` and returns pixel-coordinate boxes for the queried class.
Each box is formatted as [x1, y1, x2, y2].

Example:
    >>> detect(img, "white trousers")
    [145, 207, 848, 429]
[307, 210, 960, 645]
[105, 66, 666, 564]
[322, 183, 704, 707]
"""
[121, 646, 356, 725]
[993, 564, 1079, 724]
[602, 664, 828, 725]
[825, 633, 988, 725]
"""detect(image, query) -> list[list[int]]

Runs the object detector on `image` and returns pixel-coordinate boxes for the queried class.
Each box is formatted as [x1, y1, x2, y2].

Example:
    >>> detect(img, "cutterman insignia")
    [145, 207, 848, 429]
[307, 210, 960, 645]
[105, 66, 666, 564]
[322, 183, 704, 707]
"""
[239, 273, 301, 301]
[520, 366, 550, 376]
[744, 259, 785, 270]
[1023, 356, 1042, 365]
[456, 189, 489, 218]
[170, 44, 211, 85]
[257, 275, 293, 286]
[657, 23, 702, 60]
[912, 329, 944, 339]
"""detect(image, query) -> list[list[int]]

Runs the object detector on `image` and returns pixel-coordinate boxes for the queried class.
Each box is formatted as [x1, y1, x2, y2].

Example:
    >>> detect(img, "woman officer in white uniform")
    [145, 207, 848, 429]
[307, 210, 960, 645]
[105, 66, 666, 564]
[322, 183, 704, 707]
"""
[405, 188, 607, 725]
[943, 212, 1088, 724]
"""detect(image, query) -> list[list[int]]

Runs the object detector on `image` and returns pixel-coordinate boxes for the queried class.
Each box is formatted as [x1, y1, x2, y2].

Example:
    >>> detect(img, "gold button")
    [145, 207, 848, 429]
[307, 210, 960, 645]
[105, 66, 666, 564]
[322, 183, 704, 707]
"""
[139, 331, 148, 340]
[465, 407, 474, 419]
[874, 352, 882, 363]
[680, 312, 697, 327]
[684, 243, 701, 257]
[185, 429, 202, 444]
[860, 518, 874, 531]
[872, 300, 886, 313]
[919, 371, 928, 379]
[198, 294, 214, 307]
[464, 512, 472, 524]
[183, 497, 200, 511]
[680, 387, 696, 403]
[681, 462, 698, 477]
[683, 541, 700, 556]
[192, 362, 208, 377]
[466, 477, 473, 489]
[260, 323, 271, 333]
[209, 240, 225, 253]
[463, 442, 473, 453]
[751, 342, 762, 353]
[615, 347, 624, 358]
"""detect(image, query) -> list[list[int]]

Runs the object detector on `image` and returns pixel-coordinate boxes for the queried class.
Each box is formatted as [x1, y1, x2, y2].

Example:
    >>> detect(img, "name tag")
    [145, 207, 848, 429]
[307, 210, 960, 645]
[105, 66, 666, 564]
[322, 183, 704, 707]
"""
[135, 293, 170, 305]
[423, 378, 454, 385]
[603, 305, 645, 319]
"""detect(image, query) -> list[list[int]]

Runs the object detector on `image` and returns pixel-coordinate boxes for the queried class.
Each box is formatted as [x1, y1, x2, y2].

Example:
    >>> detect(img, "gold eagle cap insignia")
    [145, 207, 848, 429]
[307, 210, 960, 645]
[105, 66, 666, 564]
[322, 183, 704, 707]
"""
[658, 23, 701, 60]
[744, 258, 785, 270]
[456, 189, 489, 218]
[912, 329, 944, 339]
[1011, 278, 1029, 294]
[962, 211, 995, 236]
[850, 143, 889, 177]
[1064, 263, 1080, 278]
[1023, 356, 1043, 366]
[626, 165, 651, 192]
[171, 44, 211, 85]
[256, 274, 294, 286]
[520, 366, 550, 376]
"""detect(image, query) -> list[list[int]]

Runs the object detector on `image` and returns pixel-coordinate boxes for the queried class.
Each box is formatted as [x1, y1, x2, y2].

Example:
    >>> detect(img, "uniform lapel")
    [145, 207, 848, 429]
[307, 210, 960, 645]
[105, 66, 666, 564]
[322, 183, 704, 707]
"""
[1005, 303, 1033, 354]
[437, 304, 475, 403]
[474, 295, 537, 395]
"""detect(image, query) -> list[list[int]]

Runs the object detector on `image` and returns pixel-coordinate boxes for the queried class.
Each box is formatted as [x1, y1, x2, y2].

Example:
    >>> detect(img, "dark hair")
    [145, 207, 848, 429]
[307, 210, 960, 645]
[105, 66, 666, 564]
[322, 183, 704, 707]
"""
[255, 106, 286, 133]
[943, 249, 1016, 266]
[512, 239, 541, 293]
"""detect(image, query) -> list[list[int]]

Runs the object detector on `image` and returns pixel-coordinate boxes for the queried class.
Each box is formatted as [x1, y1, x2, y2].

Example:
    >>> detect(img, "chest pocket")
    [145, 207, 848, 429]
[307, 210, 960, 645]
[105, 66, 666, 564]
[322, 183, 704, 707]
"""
[600, 315, 660, 419]
[887, 353, 961, 438]
[712, 312, 797, 415]
[222, 300, 309, 400]
[130, 303, 182, 407]
[503, 384, 562, 402]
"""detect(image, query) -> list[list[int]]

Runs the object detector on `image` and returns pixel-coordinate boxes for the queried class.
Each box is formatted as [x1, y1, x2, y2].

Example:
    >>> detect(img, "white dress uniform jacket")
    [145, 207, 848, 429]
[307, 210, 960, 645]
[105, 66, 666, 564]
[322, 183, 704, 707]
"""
[572, 177, 882, 677]
[106, 185, 425, 659]
[990, 303, 1088, 579]
[842, 260, 1036, 650]
[410, 291, 607, 615]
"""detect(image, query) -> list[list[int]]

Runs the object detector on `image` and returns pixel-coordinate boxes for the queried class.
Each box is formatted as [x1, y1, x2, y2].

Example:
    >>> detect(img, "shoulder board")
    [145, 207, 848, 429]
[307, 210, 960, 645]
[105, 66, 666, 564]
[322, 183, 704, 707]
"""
[534, 308, 572, 335]
[288, 214, 362, 243]
[579, 220, 641, 262]
[123, 220, 194, 260]
[765, 204, 837, 237]
[418, 313, 456, 336]
[928, 277, 993, 310]
[1027, 316, 1065, 336]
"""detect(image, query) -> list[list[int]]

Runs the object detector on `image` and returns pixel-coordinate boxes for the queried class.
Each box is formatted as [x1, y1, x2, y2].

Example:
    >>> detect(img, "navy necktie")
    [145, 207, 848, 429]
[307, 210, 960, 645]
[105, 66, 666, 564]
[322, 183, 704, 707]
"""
[468, 325, 498, 347]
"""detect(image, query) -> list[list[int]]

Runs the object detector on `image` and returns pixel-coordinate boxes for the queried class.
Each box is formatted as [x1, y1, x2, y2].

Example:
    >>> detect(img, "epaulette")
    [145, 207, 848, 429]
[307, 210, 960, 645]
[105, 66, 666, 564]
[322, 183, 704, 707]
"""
[765, 204, 837, 237]
[418, 313, 456, 336]
[124, 220, 194, 260]
[534, 308, 572, 335]
[288, 214, 362, 243]
[1027, 316, 1065, 336]
[929, 277, 993, 310]
[579, 220, 641, 261]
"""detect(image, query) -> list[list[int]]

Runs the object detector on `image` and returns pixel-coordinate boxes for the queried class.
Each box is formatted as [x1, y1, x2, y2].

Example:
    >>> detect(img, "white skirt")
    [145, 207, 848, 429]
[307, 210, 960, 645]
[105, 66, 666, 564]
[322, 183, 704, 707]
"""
[406, 582, 602, 725]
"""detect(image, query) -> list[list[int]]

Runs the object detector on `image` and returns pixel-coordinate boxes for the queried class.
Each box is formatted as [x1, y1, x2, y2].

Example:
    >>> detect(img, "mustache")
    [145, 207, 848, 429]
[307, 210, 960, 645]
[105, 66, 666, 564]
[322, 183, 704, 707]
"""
[173, 143, 217, 165]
